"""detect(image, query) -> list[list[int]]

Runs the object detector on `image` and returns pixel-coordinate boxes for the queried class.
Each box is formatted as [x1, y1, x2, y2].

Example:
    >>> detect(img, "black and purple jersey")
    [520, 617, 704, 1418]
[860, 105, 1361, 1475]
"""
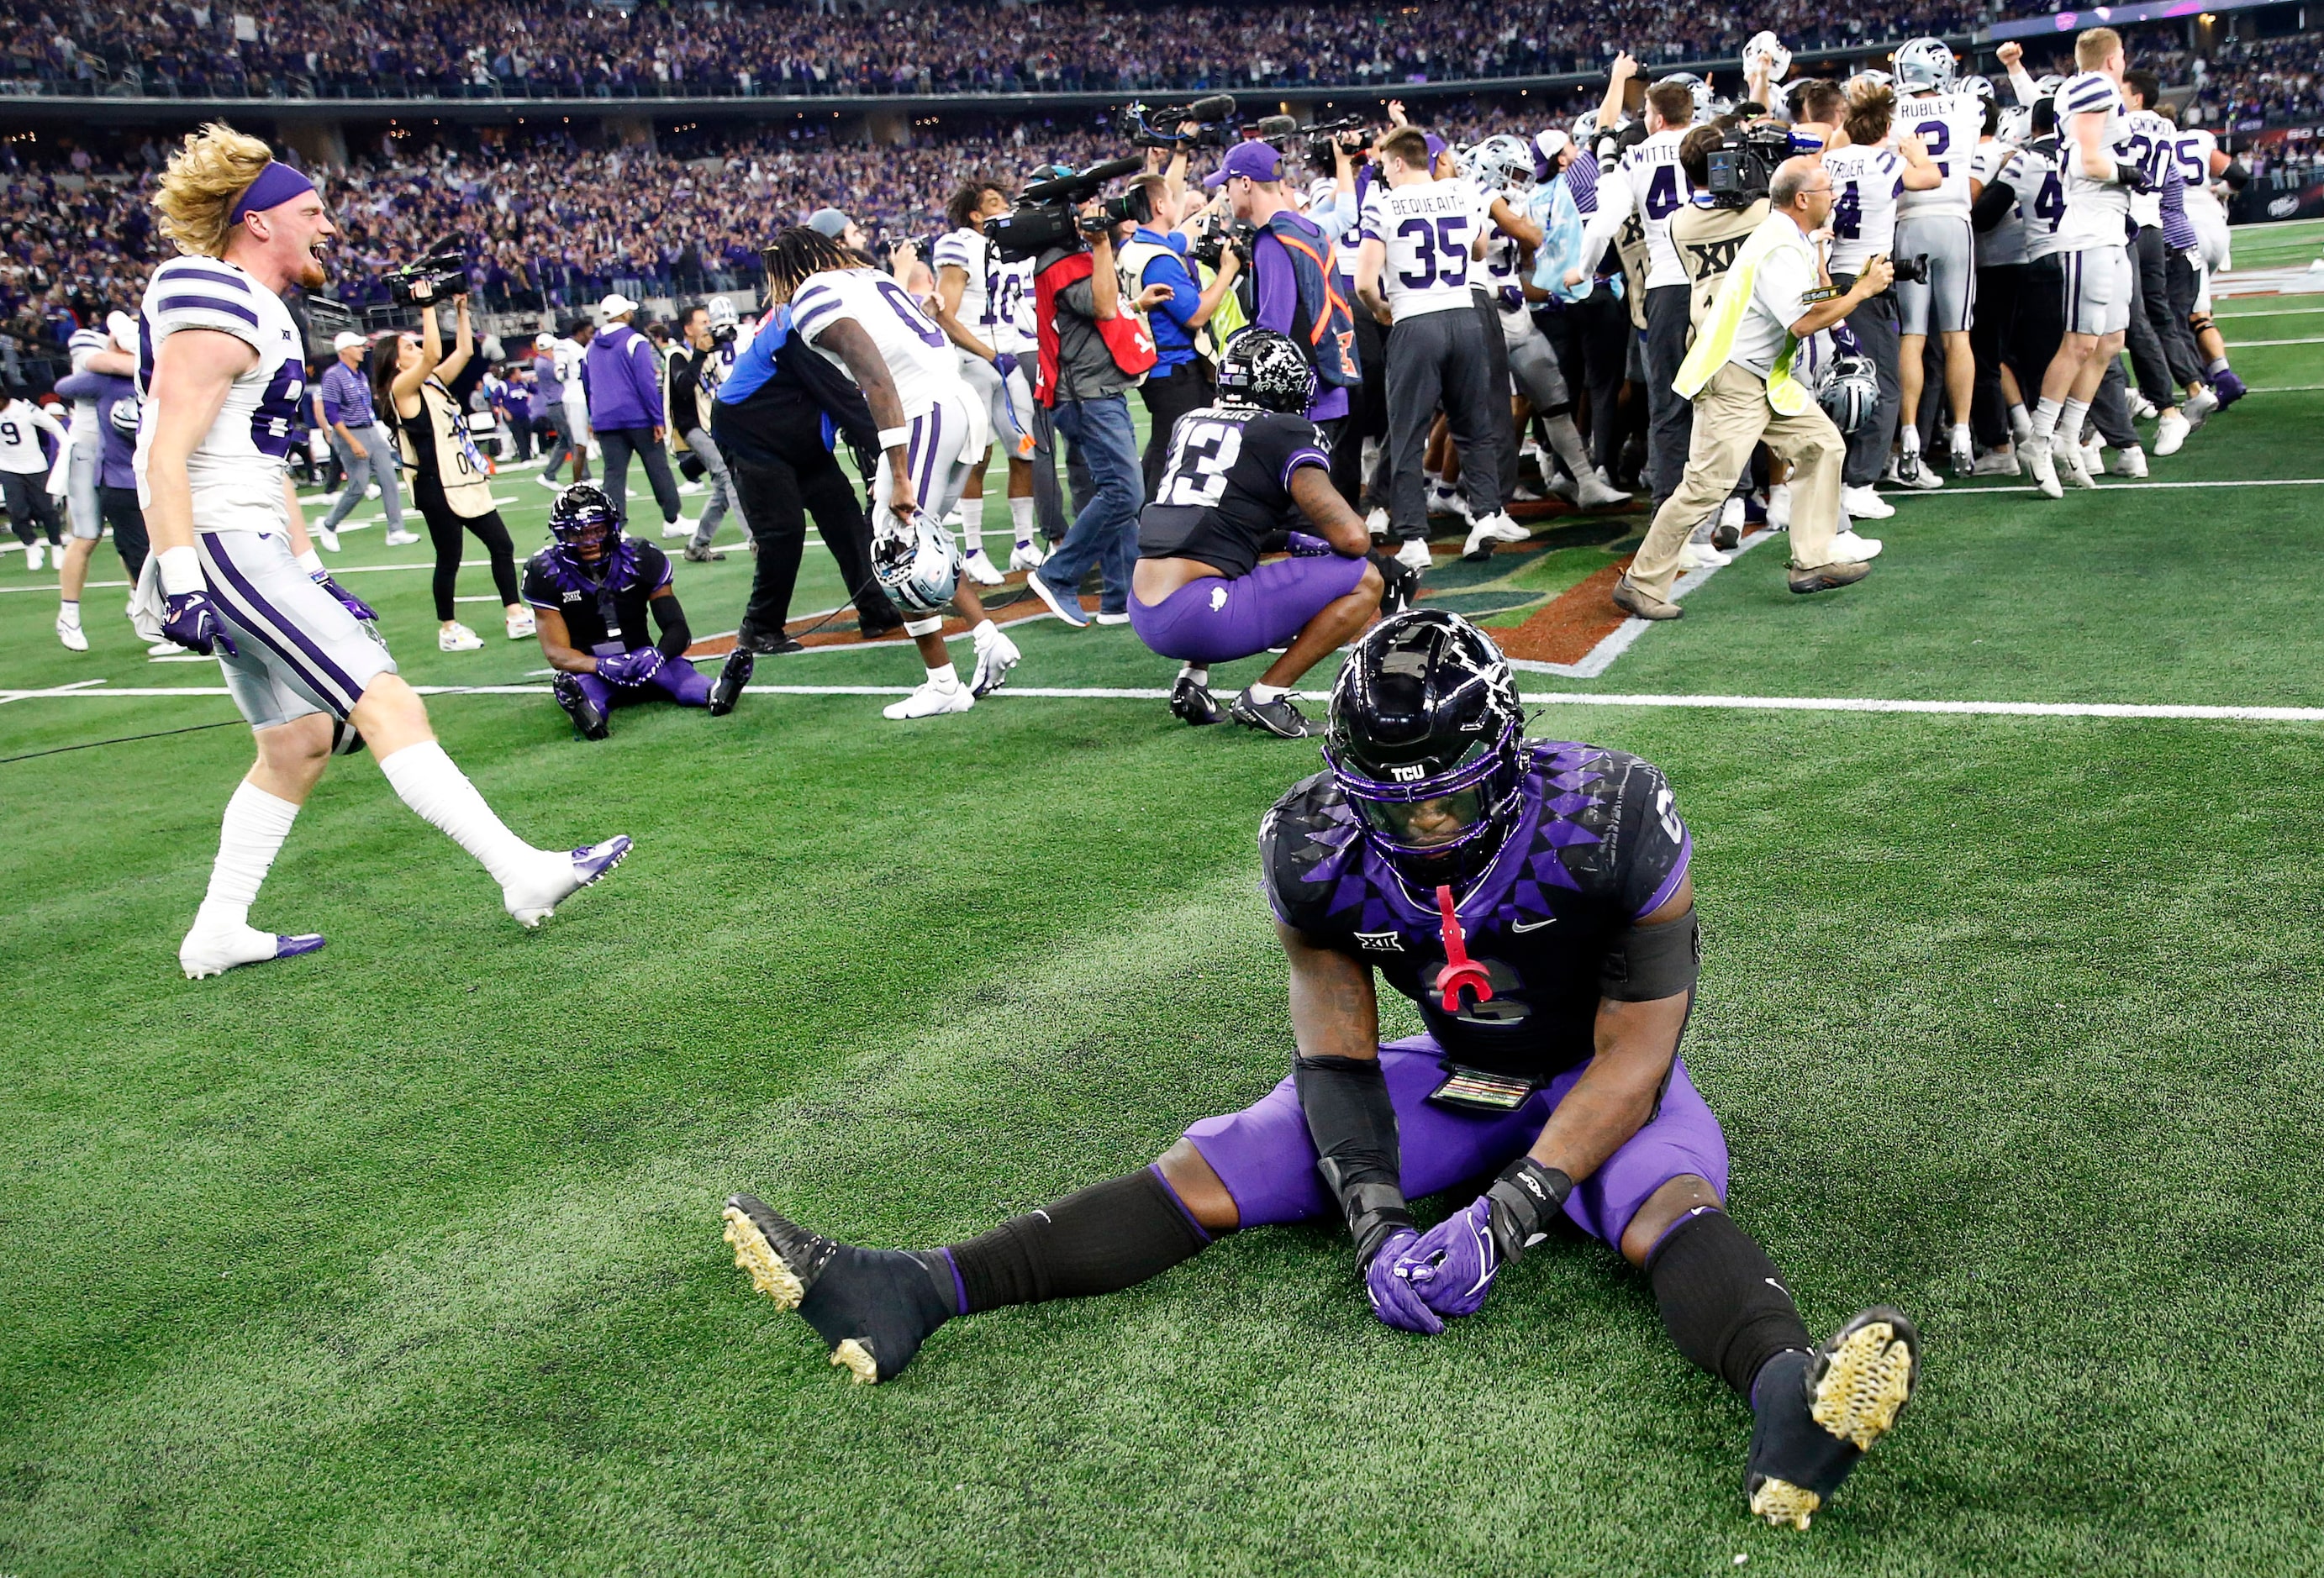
[1138, 405, 1331, 581]
[522, 538, 672, 656]
[1262, 741, 1692, 1080]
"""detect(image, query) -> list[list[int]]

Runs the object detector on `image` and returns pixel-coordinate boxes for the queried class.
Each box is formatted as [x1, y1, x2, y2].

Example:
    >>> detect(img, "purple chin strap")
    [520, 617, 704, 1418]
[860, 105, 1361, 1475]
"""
[229, 162, 319, 226]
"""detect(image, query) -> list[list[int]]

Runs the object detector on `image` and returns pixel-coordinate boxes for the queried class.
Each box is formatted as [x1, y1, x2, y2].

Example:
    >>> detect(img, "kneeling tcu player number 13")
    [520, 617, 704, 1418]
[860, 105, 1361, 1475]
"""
[135, 123, 629, 979]
[725, 609, 1923, 1532]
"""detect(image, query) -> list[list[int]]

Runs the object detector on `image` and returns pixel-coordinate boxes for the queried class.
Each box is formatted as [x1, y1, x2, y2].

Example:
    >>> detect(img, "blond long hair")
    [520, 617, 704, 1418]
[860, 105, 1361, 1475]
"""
[154, 122, 275, 259]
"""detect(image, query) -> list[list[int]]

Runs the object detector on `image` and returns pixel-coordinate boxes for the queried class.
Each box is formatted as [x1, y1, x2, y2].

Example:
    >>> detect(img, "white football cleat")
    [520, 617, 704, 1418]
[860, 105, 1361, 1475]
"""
[315, 524, 340, 554]
[1473, 510, 1529, 543]
[961, 548, 1006, 586]
[506, 607, 536, 639]
[1973, 447, 2021, 476]
[1574, 472, 1631, 510]
[1840, 485, 1895, 521]
[24, 541, 44, 573]
[1949, 437, 1976, 476]
[2182, 385, 2219, 427]
[439, 623, 484, 652]
[503, 836, 632, 927]
[1678, 540, 1732, 571]
[2023, 436, 2063, 498]
[882, 678, 975, 720]
[1394, 537, 1433, 572]
[383, 529, 421, 546]
[2107, 445, 2149, 478]
[1428, 483, 1474, 522]
[2079, 438, 2105, 476]
[2061, 442, 2100, 490]
[970, 628, 1020, 696]
[1889, 451, 1944, 490]
[1009, 537, 1047, 571]
[1765, 482, 1792, 531]
[1828, 529, 1884, 563]
[2153, 410, 2190, 456]
[55, 611, 87, 650]
[180, 924, 326, 979]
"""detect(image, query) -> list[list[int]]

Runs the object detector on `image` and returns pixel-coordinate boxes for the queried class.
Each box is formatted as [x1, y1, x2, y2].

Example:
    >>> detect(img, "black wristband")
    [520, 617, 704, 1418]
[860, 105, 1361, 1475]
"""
[1483, 1157, 1573, 1263]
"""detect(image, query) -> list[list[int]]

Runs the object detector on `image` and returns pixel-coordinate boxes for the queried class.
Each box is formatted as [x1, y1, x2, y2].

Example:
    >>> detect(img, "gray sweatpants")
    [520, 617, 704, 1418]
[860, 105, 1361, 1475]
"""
[1384, 306, 1502, 541]
[681, 427, 746, 550]
[321, 420, 405, 533]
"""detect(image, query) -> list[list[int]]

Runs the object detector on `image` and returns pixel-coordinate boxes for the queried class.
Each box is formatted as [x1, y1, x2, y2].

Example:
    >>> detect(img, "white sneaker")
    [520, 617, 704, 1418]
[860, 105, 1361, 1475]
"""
[2061, 442, 2099, 490]
[661, 519, 693, 539]
[1574, 472, 1631, 510]
[1428, 484, 1474, 522]
[1394, 537, 1433, 572]
[366, 482, 382, 500]
[1840, 485, 1895, 521]
[535, 473, 564, 491]
[2079, 438, 2105, 477]
[439, 623, 484, 652]
[1719, 496, 1746, 535]
[677, 479, 706, 496]
[2107, 445, 2148, 478]
[1828, 528, 1884, 563]
[1364, 507, 1390, 539]
[1678, 540, 1732, 571]
[2023, 436, 2063, 498]
[506, 608, 536, 639]
[1973, 447, 2020, 476]
[315, 524, 340, 554]
[961, 547, 1005, 586]
[2129, 393, 2158, 421]
[1473, 510, 1528, 544]
[24, 541, 44, 572]
[882, 677, 974, 719]
[55, 610, 87, 650]
[970, 628, 1020, 696]
[1093, 610, 1131, 625]
[1765, 483, 1792, 531]
[383, 529, 421, 547]
[2153, 410, 2190, 457]
[2183, 385, 2219, 427]
[503, 836, 632, 928]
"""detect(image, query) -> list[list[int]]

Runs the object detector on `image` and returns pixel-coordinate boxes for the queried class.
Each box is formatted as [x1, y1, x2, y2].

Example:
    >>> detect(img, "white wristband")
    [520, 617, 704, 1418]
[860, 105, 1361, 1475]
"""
[877, 426, 909, 450]
[296, 548, 326, 576]
[158, 544, 203, 597]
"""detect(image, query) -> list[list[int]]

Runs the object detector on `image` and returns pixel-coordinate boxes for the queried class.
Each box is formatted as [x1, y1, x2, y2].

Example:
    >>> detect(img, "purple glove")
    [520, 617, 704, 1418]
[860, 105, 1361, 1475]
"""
[1497, 285, 1525, 313]
[597, 647, 664, 688]
[313, 571, 377, 623]
[1287, 530, 1333, 556]
[1398, 1198, 1501, 1318]
[161, 590, 238, 657]
[1362, 1228, 1444, 1335]
[992, 350, 1020, 382]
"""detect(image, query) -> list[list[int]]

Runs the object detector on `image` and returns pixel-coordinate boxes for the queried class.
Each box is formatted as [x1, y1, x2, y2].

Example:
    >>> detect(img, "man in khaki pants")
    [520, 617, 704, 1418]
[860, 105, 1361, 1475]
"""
[1615, 158, 1895, 620]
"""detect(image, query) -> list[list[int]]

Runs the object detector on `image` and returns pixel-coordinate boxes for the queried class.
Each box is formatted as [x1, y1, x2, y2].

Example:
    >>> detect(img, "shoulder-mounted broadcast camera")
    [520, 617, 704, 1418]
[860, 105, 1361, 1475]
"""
[387, 239, 469, 306]
[1117, 95, 1240, 151]
[1703, 124, 1798, 208]
[983, 157, 1152, 262]
[1189, 215, 1257, 271]
[1298, 114, 1373, 171]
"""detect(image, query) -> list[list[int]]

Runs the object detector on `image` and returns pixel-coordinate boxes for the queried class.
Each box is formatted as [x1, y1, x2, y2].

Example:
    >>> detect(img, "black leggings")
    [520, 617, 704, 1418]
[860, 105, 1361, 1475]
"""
[422, 501, 519, 623]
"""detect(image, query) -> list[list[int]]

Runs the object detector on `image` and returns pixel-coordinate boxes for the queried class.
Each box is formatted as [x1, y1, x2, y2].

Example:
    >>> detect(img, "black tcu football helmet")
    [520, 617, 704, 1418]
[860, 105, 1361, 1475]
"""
[550, 482, 621, 563]
[1325, 610, 1528, 888]
[1217, 329, 1316, 416]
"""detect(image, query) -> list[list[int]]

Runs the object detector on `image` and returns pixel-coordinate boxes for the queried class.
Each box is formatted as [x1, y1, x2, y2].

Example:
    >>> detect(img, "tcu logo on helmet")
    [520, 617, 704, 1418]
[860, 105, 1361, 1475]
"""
[1389, 764, 1427, 783]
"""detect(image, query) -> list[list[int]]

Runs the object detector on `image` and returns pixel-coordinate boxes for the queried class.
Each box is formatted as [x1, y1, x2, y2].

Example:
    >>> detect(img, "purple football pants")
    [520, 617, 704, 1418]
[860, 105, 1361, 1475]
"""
[1127, 552, 1372, 666]
[1183, 1037, 1730, 1247]
[572, 655, 710, 714]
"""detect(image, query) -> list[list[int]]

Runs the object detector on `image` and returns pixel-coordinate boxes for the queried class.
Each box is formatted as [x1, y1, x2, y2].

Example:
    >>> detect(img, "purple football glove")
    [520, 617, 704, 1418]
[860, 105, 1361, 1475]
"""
[161, 590, 237, 657]
[1399, 1198, 1501, 1318]
[1362, 1228, 1444, 1335]
[312, 571, 377, 623]
[991, 350, 1020, 382]
[597, 647, 665, 688]
[1286, 529, 1333, 556]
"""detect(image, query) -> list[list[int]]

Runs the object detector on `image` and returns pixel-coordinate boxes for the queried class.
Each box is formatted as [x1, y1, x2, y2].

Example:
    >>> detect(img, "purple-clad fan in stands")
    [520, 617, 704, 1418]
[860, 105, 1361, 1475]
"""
[723, 609, 1924, 1534]
[524, 482, 710, 741]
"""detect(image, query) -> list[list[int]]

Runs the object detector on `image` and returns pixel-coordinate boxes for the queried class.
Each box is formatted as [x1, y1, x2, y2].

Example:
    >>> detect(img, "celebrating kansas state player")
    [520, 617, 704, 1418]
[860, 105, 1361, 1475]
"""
[524, 483, 710, 741]
[724, 610, 1921, 1531]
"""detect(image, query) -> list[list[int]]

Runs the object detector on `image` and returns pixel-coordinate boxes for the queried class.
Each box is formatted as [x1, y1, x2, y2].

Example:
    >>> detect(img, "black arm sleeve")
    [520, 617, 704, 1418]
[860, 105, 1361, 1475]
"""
[1293, 1055, 1413, 1264]
[2222, 160, 2251, 190]
[1597, 908, 1702, 1002]
[1971, 178, 2018, 234]
[651, 591, 692, 659]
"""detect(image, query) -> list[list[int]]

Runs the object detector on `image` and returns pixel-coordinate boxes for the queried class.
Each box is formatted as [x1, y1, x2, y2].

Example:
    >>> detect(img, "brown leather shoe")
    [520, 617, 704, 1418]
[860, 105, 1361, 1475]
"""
[1612, 576, 1683, 621]
[1788, 560, 1872, 595]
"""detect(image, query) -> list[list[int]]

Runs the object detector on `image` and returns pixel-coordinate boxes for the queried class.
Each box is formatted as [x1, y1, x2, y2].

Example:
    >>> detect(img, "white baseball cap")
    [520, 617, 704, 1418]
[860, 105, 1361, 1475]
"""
[331, 330, 366, 352]
[598, 292, 639, 318]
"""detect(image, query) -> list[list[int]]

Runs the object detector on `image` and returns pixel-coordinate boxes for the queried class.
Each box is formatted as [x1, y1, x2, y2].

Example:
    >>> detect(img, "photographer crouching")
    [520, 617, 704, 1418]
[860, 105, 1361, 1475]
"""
[1613, 159, 1892, 621]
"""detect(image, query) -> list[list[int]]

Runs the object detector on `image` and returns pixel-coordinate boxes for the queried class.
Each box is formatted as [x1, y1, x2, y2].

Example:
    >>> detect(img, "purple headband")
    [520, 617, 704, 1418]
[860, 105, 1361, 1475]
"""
[229, 162, 318, 226]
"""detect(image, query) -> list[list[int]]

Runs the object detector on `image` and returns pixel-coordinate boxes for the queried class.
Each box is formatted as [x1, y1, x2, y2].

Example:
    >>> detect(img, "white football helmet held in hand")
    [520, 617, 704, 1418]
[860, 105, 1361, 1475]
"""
[1743, 31, 1792, 85]
[871, 506, 961, 615]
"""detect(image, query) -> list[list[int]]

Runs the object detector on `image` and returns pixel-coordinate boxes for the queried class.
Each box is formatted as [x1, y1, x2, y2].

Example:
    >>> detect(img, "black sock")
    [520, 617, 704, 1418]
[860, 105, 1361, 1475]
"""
[939, 1167, 1212, 1315]
[1644, 1207, 1814, 1400]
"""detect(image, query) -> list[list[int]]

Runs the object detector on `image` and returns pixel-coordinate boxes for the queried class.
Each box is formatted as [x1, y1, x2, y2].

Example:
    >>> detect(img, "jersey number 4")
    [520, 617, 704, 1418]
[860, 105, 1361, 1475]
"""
[1159, 418, 1245, 508]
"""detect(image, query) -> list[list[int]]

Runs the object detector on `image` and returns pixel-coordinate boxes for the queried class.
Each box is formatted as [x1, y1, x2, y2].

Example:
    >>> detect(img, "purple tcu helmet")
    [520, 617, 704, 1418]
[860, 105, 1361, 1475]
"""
[1325, 609, 1528, 887]
[1218, 328, 1316, 416]
[550, 482, 621, 562]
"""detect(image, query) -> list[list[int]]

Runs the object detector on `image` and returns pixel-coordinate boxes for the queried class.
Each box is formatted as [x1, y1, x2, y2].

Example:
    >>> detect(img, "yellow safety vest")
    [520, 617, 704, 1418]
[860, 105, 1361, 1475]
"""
[1673, 218, 1813, 417]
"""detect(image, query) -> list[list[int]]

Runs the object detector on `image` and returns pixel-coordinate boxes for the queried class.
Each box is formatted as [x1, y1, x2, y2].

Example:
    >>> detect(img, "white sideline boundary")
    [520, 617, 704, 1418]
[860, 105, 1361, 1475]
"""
[7, 677, 2323, 723]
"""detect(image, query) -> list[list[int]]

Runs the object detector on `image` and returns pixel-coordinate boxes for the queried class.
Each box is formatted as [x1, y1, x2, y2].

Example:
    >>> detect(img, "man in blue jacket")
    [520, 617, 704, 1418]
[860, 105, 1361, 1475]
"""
[584, 293, 683, 532]
[1121, 175, 1241, 500]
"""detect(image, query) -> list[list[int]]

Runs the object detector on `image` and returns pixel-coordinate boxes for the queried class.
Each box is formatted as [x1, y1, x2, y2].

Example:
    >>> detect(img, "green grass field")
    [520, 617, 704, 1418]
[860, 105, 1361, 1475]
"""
[6, 222, 2324, 1576]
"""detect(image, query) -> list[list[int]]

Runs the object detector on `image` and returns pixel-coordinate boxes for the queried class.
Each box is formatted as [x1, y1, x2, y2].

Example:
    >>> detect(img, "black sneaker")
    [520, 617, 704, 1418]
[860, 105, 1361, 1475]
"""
[1228, 687, 1317, 738]
[682, 544, 726, 562]
[551, 672, 609, 740]
[1745, 1307, 1921, 1529]
[721, 1193, 955, 1384]
[1170, 674, 1222, 725]
[707, 649, 754, 717]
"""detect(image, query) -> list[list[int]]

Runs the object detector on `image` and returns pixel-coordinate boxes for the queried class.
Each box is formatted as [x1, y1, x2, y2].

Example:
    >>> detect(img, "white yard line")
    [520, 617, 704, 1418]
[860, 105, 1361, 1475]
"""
[2222, 336, 2324, 348]
[1888, 476, 2324, 497]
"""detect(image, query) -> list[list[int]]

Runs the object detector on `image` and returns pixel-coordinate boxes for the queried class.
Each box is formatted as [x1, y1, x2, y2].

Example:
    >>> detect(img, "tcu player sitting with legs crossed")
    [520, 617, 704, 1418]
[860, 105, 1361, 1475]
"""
[525, 483, 712, 741]
[139, 124, 628, 979]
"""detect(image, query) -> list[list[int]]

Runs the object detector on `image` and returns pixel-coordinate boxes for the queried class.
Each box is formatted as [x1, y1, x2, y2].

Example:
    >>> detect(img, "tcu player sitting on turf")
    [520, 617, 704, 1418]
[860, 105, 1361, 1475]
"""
[724, 610, 1922, 1533]
[525, 483, 710, 741]
[1130, 329, 1393, 740]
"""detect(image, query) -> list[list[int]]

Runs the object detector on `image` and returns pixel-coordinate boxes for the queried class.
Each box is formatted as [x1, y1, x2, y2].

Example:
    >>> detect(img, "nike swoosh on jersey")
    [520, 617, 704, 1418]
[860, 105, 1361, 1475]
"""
[1512, 918, 1554, 933]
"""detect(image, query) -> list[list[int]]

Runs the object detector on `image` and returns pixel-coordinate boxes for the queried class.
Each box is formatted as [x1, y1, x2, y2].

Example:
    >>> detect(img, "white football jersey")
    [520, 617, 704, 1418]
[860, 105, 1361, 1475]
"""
[66, 324, 109, 440]
[0, 398, 61, 474]
[2121, 108, 2172, 229]
[932, 225, 1013, 355]
[2174, 128, 2227, 224]
[788, 266, 969, 417]
[1359, 176, 1485, 318]
[1478, 192, 1533, 344]
[133, 255, 308, 523]
[2053, 71, 2133, 251]
[1972, 140, 2027, 266]
[1895, 90, 1984, 218]
[2008, 141, 2068, 262]
[1582, 129, 1694, 288]
[1820, 144, 1905, 274]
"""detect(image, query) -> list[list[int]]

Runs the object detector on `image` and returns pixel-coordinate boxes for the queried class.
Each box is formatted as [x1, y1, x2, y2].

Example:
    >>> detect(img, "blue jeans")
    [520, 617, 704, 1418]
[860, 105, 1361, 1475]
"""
[1039, 394, 1141, 615]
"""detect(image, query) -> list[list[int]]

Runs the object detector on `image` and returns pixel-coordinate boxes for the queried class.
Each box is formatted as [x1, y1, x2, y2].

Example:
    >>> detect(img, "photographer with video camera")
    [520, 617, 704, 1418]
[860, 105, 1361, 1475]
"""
[1612, 158, 1891, 623]
[667, 301, 746, 564]
[367, 276, 533, 653]
[1120, 170, 1241, 500]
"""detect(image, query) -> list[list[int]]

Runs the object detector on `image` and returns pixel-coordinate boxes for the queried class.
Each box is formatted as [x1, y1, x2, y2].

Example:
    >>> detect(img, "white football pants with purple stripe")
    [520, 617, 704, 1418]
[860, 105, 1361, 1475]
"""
[870, 383, 988, 539]
[196, 528, 398, 729]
